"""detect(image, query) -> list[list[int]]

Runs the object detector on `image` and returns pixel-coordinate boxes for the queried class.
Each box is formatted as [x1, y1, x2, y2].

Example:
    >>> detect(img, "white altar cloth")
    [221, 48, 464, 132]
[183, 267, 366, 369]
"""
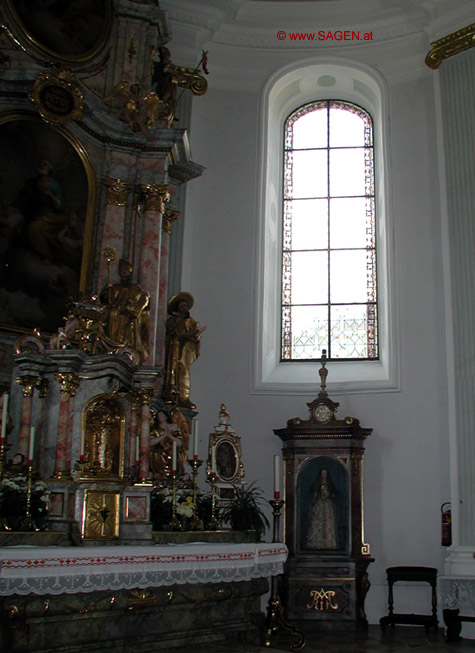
[0, 542, 287, 596]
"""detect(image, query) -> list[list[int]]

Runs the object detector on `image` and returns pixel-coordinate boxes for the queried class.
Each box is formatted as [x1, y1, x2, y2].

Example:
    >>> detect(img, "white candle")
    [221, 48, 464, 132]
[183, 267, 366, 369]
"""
[28, 425, 35, 464]
[0, 392, 8, 443]
[193, 419, 198, 459]
[172, 440, 177, 473]
[135, 435, 140, 464]
[274, 455, 280, 499]
[211, 444, 216, 475]
[80, 431, 85, 458]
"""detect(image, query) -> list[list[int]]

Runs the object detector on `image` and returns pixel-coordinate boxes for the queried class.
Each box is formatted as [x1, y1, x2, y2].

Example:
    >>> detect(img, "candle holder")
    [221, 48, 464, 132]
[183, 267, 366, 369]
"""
[207, 473, 221, 531]
[167, 471, 183, 531]
[19, 463, 38, 532]
[188, 458, 204, 530]
[264, 498, 305, 650]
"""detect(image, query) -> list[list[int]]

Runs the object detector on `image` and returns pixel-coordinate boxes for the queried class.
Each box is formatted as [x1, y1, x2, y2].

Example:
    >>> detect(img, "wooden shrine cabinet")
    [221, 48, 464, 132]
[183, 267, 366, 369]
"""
[274, 361, 373, 631]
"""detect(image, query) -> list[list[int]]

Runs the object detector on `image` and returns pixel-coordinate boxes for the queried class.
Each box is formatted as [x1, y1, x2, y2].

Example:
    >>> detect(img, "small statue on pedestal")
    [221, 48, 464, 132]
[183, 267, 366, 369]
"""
[163, 292, 204, 409]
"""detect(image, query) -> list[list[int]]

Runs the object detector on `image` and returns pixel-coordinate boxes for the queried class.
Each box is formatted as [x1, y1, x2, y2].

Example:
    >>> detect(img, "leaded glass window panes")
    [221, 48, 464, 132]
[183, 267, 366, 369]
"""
[281, 100, 378, 361]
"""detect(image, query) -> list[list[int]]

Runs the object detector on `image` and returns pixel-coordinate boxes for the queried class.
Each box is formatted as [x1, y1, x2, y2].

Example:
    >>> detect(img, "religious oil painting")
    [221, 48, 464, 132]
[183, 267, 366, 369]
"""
[0, 115, 94, 334]
[298, 457, 348, 553]
[5, 0, 112, 61]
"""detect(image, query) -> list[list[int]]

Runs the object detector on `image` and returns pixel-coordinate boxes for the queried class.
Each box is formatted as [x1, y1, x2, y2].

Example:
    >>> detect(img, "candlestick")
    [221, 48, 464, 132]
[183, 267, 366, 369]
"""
[193, 419, 199, 459]
[167, 471, 183, 531]
[264, 498, 305, 650]
[0, 392, 8, 443]
[208, 472, 220, 531]
[19, 463, 38, 532]
[274, 455, 280, 499]
[188, 457, 204, 530]
[172, 440, 177, 473]
[28, 426, 35, 464]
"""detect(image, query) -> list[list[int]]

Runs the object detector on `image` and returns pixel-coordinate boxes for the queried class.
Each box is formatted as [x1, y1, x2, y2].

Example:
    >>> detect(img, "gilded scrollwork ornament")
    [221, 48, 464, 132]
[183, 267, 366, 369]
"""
[425, 23, 475, 70]
[162, 208, 180, 234]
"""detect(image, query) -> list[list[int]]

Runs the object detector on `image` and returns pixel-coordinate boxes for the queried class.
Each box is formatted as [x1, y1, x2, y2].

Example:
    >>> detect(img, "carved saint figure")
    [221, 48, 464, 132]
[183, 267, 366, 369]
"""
[304, 469, 338, 550]
[100, 259, 150, 363]
[149, 409, 189, 481]
[163, 292, 204, 408]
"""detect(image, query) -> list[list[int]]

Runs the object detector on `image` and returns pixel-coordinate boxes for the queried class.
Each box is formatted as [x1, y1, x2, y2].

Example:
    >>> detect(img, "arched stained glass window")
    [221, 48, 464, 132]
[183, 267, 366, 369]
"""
[282, 100, 378, 361]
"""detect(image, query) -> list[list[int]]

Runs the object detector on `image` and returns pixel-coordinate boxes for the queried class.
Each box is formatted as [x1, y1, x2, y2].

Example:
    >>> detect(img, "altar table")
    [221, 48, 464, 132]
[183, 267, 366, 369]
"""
[0, 542, 287, 652]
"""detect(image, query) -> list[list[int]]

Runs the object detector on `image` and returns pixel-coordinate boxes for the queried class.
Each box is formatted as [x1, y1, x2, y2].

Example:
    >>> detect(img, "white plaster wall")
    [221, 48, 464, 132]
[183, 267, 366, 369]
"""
[179, 69, 451, 624]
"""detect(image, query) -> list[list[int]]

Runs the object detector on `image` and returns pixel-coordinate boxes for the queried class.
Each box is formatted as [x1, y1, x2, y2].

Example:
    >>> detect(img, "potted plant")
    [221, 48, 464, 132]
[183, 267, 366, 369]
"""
[221, 483, 270, 542]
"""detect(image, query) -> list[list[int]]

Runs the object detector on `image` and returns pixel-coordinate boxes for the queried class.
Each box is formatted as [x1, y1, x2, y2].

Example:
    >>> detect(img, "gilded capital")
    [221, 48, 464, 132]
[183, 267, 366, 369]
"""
[105, 178, 133, 207]
[39, 379, 49, 399]
[135, 184, 170, 213]
[127, 389, 141, 411]
[137, 387, 154, 406]
[55, 373, 80, 396]
[425, 23, 475, 69]
[16, 375, 40, 397]
[162, 208, 180, 234]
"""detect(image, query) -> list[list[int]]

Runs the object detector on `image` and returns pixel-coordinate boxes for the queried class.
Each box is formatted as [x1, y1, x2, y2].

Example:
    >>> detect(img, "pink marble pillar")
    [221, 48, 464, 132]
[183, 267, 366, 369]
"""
[157, 209, 180, 372]
[136, 184, 170, 368]
[54, 374, 80, 479]
[15, 376, 38, 459]
[138, 389, 152, 483]
[128, 391, 140, 470]
[96, 178, 133, 292]
[37, 380, 49, 475]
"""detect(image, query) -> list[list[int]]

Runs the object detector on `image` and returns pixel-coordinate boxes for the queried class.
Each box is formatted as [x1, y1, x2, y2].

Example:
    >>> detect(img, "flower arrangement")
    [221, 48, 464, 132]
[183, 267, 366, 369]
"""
[151, 485, 212, 531]
[0, 472, 50, 531]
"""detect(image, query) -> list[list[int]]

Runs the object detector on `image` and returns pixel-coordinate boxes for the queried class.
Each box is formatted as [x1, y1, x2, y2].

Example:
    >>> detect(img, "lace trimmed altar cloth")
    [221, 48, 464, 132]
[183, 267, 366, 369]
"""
[0, 542, 287, 596]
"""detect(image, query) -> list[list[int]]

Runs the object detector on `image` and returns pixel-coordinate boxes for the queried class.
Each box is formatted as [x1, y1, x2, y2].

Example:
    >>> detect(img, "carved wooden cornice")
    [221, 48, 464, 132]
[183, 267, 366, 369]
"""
[425, 23, 475, 70]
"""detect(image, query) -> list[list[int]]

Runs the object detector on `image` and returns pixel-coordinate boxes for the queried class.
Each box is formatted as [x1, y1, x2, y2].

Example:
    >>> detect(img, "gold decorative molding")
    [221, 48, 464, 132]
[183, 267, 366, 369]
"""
[176, 65, 208, 96]
[425, 23, 475, 69]
[162, 208, 180, 234]
[135, 184, 170, 212]
[105, 178, 133, 207]
[28, 69, 84, 125]
[55, 373, 80, 396]
[39, 379, 49, 399]
[16, 375, 40, 397]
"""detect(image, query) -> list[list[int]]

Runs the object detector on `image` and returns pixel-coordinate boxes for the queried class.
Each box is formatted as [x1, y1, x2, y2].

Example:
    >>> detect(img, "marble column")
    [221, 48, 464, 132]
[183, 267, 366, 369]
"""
[97, 178, 134, 292]
[15, 376, 39, 460]
[37, 380, 49, 476]
[157, 208, 180, 373]
[138, 388, 153, 483]
[136, 184, 170, 368]
[53, 374, 80, 479]
[128, 391, 140, 471]
[437, 48, 475, 573]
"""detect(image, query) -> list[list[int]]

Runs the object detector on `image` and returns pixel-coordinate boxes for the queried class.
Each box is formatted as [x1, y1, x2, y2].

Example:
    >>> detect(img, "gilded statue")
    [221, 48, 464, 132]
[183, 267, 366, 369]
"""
[149, 408, 189, 481]
[104, 81, 161, 136]
[163, 292, 204, 409]
[100, 259, 150, 363]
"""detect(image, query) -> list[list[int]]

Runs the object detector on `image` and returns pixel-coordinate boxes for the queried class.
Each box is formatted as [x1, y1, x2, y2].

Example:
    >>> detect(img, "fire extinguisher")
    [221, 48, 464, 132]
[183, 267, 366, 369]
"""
[441, 502, 452, 546]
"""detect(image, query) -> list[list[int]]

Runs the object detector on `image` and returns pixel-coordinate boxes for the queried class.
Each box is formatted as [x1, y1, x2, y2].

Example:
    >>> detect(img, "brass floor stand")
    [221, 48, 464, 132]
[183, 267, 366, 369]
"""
[265, 499, 305, 650]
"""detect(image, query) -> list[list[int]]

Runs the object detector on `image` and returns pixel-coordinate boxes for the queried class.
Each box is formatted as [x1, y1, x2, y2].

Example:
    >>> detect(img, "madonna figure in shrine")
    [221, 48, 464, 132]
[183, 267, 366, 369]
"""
[149, 408, 189, 480]
[304, 468, 339, 550]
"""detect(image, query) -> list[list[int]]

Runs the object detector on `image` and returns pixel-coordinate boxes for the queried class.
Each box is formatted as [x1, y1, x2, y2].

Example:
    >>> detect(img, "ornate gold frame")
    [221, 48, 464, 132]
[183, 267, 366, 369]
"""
[0, 111, 96, 335]
[29, 69, 84, 125]
[209, 431, 244, 486]
[79, 393, 126, 482]
[3, 0, 113, 65]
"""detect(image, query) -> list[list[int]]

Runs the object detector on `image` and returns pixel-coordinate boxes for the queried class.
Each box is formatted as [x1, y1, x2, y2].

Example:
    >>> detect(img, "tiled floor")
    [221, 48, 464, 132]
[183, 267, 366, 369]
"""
[193, 626, 475, 652]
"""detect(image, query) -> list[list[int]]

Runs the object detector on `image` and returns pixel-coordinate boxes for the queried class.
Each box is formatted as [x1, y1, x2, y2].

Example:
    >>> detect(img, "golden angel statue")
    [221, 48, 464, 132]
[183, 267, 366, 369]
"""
[103, 81, 161, 136]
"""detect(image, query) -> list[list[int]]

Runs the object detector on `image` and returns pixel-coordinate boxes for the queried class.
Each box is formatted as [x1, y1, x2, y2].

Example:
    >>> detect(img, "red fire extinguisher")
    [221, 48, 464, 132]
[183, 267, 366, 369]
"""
[441, 502, 452, 546]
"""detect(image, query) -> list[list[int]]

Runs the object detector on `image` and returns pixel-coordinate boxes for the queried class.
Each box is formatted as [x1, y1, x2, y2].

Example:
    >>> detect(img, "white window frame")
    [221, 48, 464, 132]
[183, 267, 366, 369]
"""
[252, 58, 400, 395]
